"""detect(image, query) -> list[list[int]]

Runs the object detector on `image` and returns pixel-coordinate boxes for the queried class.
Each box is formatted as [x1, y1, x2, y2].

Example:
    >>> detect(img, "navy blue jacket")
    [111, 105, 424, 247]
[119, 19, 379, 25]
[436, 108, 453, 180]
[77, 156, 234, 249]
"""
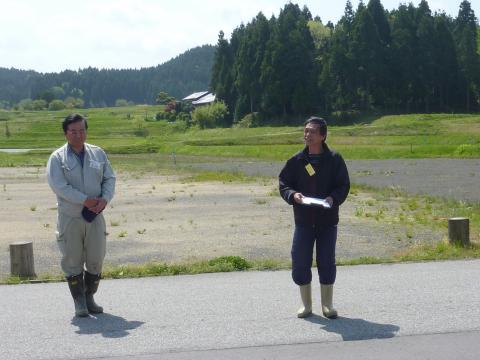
[279, 144, 350, 226]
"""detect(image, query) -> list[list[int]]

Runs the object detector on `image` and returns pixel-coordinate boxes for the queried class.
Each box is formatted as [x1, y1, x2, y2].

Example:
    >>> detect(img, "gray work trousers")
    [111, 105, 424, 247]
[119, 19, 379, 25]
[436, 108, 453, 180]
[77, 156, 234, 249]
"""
[55, 212, 106, 276]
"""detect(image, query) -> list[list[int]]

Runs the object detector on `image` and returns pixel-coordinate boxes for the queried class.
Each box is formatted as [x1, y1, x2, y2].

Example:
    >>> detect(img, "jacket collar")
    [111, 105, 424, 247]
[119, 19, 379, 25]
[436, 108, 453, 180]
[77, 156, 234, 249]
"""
[62, 143, 90, 169]
[296, 142, 331, 160]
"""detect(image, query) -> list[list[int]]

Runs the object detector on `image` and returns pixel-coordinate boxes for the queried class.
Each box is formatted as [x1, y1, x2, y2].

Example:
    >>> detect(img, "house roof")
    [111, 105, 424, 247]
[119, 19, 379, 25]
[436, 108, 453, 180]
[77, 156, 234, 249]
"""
[182, 91, 209, 101]
[192, 93, 216, 105]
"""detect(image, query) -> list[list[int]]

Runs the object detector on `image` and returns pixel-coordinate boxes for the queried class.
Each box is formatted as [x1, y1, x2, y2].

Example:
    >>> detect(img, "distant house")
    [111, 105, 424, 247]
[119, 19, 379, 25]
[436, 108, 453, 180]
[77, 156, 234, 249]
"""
[182, 91, 216, 106]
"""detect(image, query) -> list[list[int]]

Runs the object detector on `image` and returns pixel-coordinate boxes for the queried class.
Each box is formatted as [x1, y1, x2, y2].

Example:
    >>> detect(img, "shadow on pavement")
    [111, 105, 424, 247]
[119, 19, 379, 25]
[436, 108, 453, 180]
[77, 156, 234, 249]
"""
[305, 314, 399, 341]
[71, 312, 144, 338]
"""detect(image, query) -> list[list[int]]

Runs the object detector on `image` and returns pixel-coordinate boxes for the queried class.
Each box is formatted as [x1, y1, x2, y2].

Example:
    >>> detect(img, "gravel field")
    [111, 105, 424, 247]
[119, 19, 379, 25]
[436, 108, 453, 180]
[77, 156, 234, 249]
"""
[1, 157, 477, 279]
[183, 158, 480, 203]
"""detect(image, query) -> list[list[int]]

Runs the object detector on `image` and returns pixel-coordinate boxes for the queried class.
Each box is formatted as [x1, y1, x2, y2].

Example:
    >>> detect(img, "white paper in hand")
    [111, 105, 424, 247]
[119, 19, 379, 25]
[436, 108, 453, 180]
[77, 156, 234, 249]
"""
[302, 196, 331, 208]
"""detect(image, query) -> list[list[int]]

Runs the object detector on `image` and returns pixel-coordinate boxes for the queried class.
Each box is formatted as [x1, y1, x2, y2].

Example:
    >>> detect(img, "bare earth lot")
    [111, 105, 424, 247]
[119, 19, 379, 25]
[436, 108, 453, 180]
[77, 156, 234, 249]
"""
[183, 158, 480, 203]
[0, 162, 451, 280]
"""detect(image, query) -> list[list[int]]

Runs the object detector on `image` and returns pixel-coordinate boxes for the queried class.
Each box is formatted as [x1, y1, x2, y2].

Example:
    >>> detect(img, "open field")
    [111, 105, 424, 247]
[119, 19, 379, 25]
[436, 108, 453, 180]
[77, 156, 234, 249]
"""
[1, 107, 479, 281]
[1, 107, 480, 162]
[1, 159, 479, 281]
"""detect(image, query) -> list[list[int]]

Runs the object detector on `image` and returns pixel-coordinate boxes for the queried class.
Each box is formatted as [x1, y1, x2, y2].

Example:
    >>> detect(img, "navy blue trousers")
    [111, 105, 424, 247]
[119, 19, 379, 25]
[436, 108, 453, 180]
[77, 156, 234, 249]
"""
[291, 224, 337, 286]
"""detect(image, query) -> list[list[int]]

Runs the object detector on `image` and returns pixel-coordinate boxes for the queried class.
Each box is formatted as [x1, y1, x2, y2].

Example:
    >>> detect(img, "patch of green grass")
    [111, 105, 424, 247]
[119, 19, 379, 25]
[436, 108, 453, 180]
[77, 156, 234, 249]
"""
[338, 256, 386, 266]
[396, 240, 480, 261]
[4, 272, 63, 284]
[207, 256, 251, 270]
[102, 256, 271, 279]
[3, 241, 480, 285]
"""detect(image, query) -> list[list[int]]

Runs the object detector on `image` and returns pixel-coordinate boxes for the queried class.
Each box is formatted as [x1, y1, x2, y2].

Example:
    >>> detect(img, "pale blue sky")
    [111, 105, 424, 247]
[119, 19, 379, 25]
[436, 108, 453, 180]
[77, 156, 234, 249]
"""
[0, 0, 477, 73]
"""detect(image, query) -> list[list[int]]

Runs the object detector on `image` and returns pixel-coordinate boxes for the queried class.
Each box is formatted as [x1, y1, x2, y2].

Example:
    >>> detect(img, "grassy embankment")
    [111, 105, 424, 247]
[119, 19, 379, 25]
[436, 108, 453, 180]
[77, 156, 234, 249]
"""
[1, 107, 480, 165]
[1, 107, 479, 283]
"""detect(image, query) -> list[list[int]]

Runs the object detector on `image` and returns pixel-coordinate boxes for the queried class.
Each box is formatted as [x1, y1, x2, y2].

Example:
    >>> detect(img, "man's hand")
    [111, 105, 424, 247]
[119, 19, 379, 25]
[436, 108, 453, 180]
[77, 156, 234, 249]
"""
[293, 192, 304, 204]
[325, 196, 333, 207]
[84, 198, 98, 208]
[88, 198, 107, 214]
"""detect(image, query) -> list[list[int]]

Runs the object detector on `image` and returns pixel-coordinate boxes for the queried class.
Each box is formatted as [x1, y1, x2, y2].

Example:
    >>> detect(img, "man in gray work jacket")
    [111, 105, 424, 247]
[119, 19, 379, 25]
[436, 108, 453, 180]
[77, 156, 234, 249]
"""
[279, 117, 349, 319]
[47, 113, 115, 317]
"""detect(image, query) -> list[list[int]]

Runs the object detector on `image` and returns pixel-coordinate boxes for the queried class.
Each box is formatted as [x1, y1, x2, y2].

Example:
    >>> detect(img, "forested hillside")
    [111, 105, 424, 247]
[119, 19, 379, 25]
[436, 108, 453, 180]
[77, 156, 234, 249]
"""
[0, 45, 214, 108]
[211, 0, 480, 124]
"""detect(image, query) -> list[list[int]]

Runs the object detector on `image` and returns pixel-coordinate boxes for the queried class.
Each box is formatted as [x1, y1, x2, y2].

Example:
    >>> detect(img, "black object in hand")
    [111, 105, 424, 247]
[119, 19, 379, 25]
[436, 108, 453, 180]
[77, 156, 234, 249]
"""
[82, 207, 99, 223]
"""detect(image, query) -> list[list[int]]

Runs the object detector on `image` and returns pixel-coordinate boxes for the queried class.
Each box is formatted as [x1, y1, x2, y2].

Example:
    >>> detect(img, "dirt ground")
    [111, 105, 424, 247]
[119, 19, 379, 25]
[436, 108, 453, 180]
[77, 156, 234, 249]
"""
[0, 166, 445, 279]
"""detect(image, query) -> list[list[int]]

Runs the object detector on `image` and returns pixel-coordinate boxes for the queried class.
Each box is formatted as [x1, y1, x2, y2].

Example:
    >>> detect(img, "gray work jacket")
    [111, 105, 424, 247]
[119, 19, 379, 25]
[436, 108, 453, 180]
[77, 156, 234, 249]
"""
[47, 143, 116, 217]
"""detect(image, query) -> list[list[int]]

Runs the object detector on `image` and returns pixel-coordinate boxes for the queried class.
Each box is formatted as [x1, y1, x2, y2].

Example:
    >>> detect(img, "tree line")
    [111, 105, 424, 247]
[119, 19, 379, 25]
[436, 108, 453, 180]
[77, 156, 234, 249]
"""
[0, 45, 214, 109]
[210, 0, 480, 125]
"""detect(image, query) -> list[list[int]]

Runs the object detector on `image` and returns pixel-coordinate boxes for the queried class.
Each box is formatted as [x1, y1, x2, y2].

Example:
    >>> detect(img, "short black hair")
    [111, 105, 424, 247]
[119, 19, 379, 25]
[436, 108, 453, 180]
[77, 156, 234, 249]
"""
[304, 116, 327, 137]
[62, 114, 88, 133]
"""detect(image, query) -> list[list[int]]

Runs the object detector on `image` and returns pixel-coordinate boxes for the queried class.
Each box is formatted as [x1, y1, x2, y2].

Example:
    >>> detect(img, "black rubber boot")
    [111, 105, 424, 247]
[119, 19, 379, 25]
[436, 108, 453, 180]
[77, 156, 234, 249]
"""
[84, 271, 103, 314]
[67, 273, 88, 317]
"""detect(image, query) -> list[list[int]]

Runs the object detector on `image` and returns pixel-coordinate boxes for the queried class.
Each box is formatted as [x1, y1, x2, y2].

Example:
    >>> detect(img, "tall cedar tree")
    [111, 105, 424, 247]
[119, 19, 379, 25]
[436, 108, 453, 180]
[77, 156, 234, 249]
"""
[234, 13, 270, 120]
[260, 3, 316, 120]
[454, 0, 480, 111]
[210, 31, 237, 125]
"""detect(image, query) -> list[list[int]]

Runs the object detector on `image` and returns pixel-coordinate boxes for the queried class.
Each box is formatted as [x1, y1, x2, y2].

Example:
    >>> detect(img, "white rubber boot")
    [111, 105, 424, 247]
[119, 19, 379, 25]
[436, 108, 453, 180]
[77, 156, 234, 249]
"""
[297, 283, 312, 318]
[321, 284, 338, 319]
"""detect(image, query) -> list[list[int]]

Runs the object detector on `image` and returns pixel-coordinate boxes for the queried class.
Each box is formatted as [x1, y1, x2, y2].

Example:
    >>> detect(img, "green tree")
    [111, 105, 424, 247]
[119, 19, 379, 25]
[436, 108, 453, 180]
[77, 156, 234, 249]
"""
[319, 1, 356, 112]
[260, 3, 316, 119]
[454, 0, 480, 111]
[234, 12, 270, 121]
[210, 30, 236, 123]
[51, 86, 65, 100]
[432, 14, 459, 111]
[156, 91, 175, 105]
[350, 5, 383, 110]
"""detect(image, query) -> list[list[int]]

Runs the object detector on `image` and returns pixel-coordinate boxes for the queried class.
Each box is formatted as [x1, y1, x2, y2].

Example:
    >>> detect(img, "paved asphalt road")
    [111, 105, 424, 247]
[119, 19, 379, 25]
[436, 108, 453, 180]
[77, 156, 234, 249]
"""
[1, 259, 480, 359]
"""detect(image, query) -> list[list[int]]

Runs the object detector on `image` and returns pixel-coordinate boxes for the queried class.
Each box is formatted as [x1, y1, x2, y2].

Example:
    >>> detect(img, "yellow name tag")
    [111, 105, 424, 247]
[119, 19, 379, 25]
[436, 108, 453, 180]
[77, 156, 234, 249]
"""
[305, 163, 315, 176]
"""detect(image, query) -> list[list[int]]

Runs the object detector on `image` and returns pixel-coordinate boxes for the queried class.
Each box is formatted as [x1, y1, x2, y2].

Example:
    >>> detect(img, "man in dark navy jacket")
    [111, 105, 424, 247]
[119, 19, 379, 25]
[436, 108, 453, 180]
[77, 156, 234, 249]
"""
[279, 117, 350, 319]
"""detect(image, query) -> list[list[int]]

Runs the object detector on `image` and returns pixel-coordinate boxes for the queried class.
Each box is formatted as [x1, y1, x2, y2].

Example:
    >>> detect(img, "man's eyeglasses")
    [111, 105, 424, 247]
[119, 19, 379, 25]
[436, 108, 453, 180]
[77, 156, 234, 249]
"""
[67, 129, 86, 135]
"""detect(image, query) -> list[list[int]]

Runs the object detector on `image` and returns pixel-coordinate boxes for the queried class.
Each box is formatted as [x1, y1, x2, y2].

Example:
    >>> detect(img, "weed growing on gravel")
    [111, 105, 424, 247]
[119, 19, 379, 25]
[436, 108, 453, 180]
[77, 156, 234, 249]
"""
[182, 170, 257, 183]
[351, 184, 479, 243]
[254, 199, 268, 205]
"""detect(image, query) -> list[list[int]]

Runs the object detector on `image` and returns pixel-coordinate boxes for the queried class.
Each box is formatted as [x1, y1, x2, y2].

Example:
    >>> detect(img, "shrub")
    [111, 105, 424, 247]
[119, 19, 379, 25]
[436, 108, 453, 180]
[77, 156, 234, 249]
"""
[234, 112, 261, 128]
[32, 99, 47, 110]
[191, 101, 229, 129]
[115, 99, 129, 107]
[64, 97, 84, 109]
[48, 99, 66, 111]
[17, 98, 33, 110]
